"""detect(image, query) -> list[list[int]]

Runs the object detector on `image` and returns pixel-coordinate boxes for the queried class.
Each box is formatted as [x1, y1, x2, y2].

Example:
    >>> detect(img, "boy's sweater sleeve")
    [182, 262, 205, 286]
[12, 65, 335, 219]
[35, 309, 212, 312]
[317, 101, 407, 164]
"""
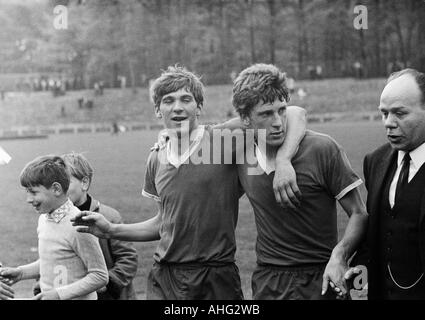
[55, 232, 108, 300]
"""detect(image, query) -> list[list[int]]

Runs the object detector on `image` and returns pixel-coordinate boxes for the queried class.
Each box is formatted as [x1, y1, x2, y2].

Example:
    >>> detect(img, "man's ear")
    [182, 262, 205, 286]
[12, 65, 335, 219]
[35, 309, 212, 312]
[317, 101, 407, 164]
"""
[81, 176, 90, 192]
[51, 182, 63, 196]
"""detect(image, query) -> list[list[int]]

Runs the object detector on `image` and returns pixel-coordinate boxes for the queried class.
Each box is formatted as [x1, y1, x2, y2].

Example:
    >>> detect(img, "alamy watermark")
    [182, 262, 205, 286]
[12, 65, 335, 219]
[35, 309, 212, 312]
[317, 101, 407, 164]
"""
[53, 264, 68, 287]
[156, 122, 274, 175]
[351, 265, 368, 291]
[53, 5, 68, 30]
[353, 5, 368, 30]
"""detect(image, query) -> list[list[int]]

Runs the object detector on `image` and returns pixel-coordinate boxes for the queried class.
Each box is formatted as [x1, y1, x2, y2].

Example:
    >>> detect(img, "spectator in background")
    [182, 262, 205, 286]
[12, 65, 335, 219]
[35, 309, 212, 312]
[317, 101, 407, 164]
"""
[316, 65, 323, 80]
[230, 70, 237, 82]
[48, 79, 55, 91]
[112, 121, 119, 135]
[94, 82, 100, 96]
[287, 77, 295, 94]
[297, 87, 307, 101]
[99, 81, 104, 95]
[60, 106, 66, 117]
[118, 76, 127, 89]
[77, 97, 84, 109]
[141, 74, 147, 87]
[308, 65, 316, 80]
[32, 78, 40, 92]
[354, 61, 363, 79]
[41, 79, 47, 91]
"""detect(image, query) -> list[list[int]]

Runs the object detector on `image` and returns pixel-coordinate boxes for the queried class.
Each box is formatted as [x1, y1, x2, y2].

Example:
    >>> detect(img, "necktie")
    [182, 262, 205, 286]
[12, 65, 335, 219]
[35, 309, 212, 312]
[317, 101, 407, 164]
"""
[394, 152, 411, 204]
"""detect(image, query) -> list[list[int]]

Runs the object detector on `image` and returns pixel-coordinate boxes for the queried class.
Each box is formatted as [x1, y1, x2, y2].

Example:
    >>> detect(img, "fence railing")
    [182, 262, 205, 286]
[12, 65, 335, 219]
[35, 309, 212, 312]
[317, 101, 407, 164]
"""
[0, 111, 382, 139]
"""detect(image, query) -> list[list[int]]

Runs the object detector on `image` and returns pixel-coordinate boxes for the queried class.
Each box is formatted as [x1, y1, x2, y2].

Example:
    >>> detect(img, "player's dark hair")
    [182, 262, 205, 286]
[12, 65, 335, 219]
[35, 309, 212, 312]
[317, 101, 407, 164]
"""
[232, 63, 290, 118]
[150, 65, 204, 110]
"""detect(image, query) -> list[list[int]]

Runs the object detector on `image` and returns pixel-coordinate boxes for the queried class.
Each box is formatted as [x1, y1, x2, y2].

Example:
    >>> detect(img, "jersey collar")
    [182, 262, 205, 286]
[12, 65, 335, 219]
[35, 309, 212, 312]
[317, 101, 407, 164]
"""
[166, 125, 205, 168]
[255, 143, 275, 175]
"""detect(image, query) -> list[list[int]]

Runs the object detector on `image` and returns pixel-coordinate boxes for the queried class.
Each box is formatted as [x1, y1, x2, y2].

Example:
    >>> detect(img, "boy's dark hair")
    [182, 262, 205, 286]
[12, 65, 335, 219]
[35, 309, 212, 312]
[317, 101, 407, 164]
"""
[232, 63, 290, 118]
[387, 68, 425, 106]
[150, 65, 205, 110]
[20, 155, 70, 193]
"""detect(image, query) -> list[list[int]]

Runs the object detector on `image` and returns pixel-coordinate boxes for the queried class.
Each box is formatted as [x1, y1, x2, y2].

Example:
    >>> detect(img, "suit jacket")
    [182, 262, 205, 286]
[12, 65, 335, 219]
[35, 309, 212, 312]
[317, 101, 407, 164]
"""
[353, 143, 425, 299]
[90, 197, 139, 300]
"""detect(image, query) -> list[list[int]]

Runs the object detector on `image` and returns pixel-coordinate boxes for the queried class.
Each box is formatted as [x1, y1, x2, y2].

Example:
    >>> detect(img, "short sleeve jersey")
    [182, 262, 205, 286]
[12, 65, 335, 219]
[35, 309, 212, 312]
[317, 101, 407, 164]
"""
[237, 130, 362, 266]
[142, 126, 241, 264]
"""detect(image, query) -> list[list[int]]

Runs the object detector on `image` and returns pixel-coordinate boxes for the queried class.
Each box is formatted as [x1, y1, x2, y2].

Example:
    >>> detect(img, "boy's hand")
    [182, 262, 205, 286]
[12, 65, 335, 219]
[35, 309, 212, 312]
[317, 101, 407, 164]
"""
[32, 289, 60, 300]
[0, 282, 14, 300]
[0, 267, 23, 285]
[71, 211, 112, 239]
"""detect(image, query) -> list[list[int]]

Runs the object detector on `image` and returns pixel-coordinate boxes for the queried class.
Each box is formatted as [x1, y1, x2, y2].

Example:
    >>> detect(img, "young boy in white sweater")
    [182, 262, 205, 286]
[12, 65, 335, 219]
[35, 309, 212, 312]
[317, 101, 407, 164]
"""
[0, 155, 108, 300]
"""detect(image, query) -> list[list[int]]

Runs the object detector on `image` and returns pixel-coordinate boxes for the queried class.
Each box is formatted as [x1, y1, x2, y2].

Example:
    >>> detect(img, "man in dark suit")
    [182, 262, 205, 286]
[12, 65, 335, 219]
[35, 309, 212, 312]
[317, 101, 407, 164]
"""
[347, 68, 425, 299]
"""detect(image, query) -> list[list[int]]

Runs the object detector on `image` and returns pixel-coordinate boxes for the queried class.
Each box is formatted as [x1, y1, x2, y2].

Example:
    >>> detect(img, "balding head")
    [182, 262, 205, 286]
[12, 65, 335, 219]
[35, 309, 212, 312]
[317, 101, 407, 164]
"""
[386, 69, 425, 107]
[379, 69, 425, 151]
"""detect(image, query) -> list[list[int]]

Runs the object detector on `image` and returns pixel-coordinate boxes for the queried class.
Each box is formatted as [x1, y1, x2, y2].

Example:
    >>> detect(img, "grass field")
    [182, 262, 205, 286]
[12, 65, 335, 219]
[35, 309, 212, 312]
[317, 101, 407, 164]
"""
[0, 78, 386, 128]
[0, 121, 388, 299]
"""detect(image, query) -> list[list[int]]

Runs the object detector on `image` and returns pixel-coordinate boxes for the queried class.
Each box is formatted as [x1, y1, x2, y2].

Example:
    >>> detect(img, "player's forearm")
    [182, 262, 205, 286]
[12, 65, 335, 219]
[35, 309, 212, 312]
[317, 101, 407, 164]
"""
[277, 106, 306, 162]
[109, 215, 161, 242]
[18, 260, 40, 280]
[213, 117, 246, 130]
[331, 210, 368, 263]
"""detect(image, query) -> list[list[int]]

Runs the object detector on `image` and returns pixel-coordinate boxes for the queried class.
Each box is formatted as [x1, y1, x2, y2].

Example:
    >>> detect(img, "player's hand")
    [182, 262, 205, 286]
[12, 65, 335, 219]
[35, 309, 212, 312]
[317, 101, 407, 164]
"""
[322, 257, 349, 299]
[151, 129, 169, 151]
[273, 160, 301, 209]
[71, 211, 112, 239]
[0, 281, 14, 300]
[32, 289, 60, 300]
[0, 266, 23, 286]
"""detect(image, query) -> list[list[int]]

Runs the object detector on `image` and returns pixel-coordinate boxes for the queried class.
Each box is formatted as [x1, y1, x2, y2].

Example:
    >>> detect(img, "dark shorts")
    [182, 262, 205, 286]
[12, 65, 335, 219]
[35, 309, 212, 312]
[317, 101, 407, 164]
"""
[147, 261, 244, 300]
[252, 263, 343, 300]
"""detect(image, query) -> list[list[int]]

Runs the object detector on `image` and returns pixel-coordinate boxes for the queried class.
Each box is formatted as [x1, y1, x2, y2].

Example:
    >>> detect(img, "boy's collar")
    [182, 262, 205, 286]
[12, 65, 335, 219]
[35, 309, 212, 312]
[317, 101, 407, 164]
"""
[46, 199, 73, 223]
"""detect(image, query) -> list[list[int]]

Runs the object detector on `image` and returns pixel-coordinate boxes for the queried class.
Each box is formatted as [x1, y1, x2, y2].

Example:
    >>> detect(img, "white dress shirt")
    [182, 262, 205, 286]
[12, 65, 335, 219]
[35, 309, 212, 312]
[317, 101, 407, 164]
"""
[389, 142, 425, 208]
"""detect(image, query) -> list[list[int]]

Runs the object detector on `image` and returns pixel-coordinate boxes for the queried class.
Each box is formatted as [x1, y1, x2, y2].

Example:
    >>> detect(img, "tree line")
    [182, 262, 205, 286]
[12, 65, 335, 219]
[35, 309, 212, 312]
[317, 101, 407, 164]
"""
[0, 0, 424, 89]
